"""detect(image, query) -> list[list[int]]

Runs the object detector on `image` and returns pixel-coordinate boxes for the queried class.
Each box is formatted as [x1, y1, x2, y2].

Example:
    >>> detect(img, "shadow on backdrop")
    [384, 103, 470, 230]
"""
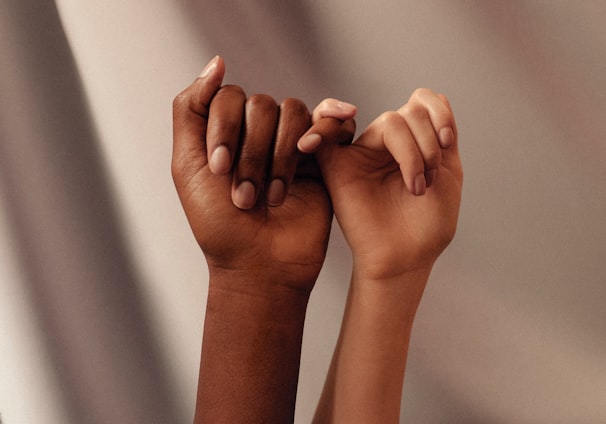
[176, 0, 346, 106]
[0, 2, 183, 423]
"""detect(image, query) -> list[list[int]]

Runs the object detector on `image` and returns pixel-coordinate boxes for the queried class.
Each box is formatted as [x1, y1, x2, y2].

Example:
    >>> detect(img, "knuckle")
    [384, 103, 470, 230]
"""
[411, 87, 433, 101]
[281, 97, 309, 117]
[247, 93, 277, 111]
[377, 110, 404, 127]
[217, 84, 245, 99]
[400, 102, 427, 121]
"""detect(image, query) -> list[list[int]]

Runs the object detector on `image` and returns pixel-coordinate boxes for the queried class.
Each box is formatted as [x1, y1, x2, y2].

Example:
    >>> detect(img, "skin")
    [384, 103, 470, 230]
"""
[307, 92, 463, 423]
[173, 55, 462, 423]
[172, 56, 355, 423]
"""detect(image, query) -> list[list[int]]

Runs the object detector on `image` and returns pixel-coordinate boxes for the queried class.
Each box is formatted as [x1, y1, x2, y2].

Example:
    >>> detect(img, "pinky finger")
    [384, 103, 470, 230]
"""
[297, 118, 356, 153]
[311, 98, 357, 123]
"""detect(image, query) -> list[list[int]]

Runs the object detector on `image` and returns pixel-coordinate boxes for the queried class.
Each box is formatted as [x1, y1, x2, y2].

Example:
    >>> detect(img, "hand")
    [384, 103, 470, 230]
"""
[310, 92, 462, 424]
[309, 90, 463, 281]
[173, 57, 357, 423]
[172, 56, 356, 291]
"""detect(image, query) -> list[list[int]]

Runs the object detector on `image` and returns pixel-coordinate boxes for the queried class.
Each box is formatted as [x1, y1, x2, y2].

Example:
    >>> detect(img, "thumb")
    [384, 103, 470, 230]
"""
[172, 56, 225, 181]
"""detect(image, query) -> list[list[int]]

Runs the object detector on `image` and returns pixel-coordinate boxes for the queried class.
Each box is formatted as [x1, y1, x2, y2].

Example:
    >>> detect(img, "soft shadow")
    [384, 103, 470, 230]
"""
[176, 0, 344, 104]
[0, 1, 182, 423]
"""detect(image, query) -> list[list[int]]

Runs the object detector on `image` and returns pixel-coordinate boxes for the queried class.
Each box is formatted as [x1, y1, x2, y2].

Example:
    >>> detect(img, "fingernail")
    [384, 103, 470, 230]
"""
[209, 145, 230, 174]
[336, 100, 357, 114]
[266, 179, 285, 206]
[425, 169, 437, 187]
[439, 127, 454, 148]
[233, 181, 256, 209]
[297, 133, 322, 152]
[413, 173, 427, 196]
[199, 55, 219, 78]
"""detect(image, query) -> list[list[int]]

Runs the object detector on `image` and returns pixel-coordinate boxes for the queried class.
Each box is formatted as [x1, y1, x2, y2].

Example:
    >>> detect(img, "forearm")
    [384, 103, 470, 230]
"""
[194, 269, 312, 424]
[313, 267, 431, 424]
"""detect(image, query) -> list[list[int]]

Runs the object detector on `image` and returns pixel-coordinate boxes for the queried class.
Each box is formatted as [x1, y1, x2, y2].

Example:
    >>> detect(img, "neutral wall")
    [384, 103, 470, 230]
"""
[1, 1, 605, 423]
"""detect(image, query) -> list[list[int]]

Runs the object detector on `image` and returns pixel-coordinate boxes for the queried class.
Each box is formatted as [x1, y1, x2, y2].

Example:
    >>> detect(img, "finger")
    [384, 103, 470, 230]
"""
[436, 93, 459, 142]
[206, 85, 246, 175]
[297, 118, 356, 153]
[401, 88, 456, 149]
[311, 98, 357, 123]
[172, 56, 225, 184]
[435, 93, 463, 182]
[299, 98, 357, 153]
[357, 111, 427, 196]
[232, 94, 279, 209]
[266, 98, 310, 206]
[398, 102, 441, 188]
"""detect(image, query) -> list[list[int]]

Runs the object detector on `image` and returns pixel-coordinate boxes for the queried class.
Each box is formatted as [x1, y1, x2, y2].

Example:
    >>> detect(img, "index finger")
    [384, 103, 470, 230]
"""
[398, 88, 456, 149]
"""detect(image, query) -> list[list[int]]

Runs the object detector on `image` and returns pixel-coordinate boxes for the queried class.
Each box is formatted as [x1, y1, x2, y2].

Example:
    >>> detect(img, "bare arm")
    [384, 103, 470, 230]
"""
[308, 92, 463, 423]
[172, 57, 356, 423]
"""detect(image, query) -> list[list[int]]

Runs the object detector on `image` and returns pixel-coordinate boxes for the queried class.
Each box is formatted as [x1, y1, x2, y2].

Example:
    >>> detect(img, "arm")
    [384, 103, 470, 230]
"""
[196, 272, 312, 423]
[308, 92, 463, 423]
[171, 56, 356, 423]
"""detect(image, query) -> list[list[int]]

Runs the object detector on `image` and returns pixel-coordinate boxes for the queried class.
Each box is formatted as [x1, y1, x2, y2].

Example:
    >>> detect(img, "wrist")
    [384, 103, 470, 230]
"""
[207, 263, 318, 298]
[207, 270, 312, 313]
[348, 241, 438, 283]
[352, 256, 433, 285]
[350, 265, 433, 314]
[196, 266, 312, 423]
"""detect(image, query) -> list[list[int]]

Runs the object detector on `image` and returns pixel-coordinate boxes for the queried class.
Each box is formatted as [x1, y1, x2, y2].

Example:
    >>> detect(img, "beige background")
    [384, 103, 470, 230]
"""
[1, 1, 605, 423]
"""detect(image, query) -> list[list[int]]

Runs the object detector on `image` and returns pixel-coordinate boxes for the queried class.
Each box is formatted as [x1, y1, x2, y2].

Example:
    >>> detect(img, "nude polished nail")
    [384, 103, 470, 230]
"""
[199, 55, 219, 78]
[439, 127, 454, 149]
[336, 101, 357, 114]
[233, 181, 256, 209]
[413, 173, 427, 196]
[266, 179, 285, 206]
[209, 145, 230, 175]
[297, 134, 322, 152]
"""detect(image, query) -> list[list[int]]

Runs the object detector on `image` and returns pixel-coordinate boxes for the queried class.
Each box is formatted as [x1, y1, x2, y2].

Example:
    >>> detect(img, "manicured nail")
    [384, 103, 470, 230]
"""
[425, 169, 437, 187]
[209, 145, 230, 175]
[266, 179, 285, 206]
[439, 127, 454, 148]
[199, 55, 219, 78]
[297, 133, 322, 152]
[413, 173, 427, 196]
[336, 101, 357, 114]
[233, 181, 256, 209]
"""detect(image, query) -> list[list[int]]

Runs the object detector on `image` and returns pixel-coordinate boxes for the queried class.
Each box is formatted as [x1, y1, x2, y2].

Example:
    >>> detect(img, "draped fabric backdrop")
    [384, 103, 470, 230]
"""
[1, 1, 605, 423]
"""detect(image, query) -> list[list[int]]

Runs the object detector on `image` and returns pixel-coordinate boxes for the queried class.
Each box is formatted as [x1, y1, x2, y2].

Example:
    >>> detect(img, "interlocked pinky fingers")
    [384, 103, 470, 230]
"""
[311, 98, 357, 123]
